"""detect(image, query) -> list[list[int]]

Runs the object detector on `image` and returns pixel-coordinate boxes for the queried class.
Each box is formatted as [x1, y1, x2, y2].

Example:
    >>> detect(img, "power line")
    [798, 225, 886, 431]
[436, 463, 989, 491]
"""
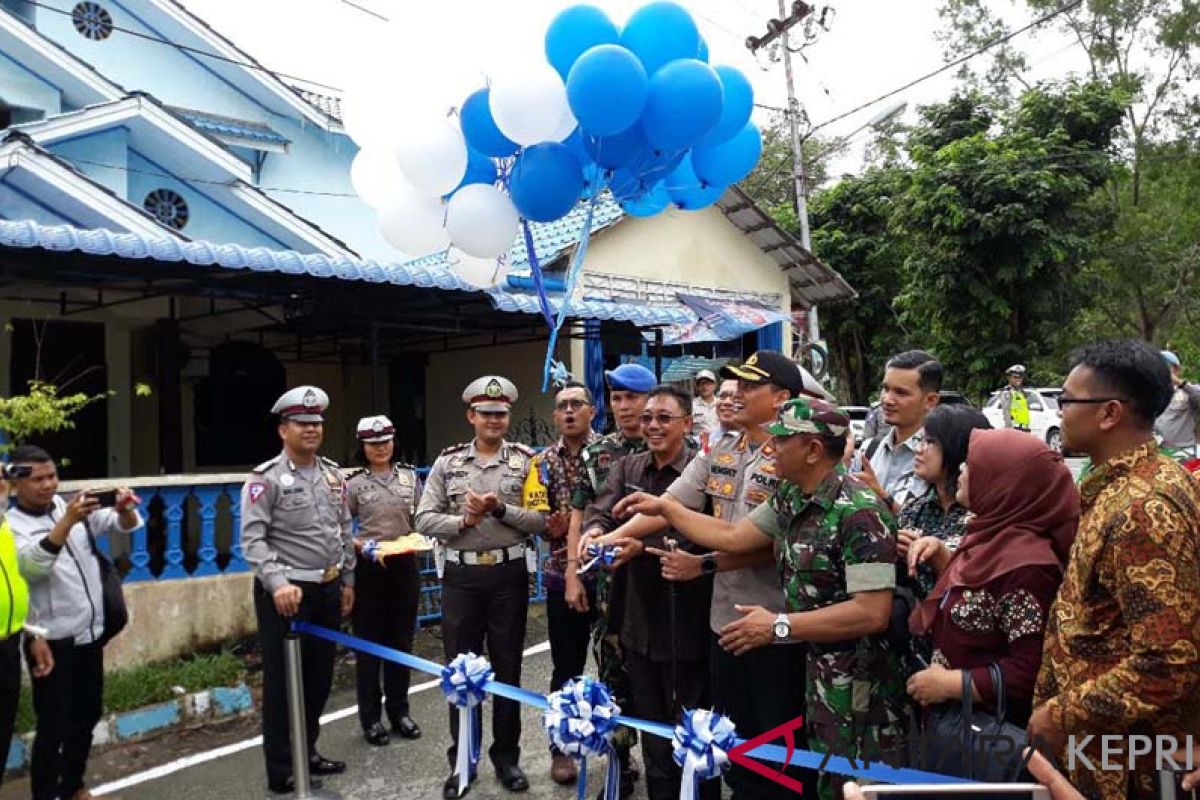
[334, 0, 389, 22]
[23, 0, 344, 94]
[808, 0, 1083, 133]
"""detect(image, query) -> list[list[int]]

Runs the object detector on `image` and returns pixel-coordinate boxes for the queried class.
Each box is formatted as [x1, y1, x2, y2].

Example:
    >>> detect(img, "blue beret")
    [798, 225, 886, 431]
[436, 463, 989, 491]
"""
[605, 363, 656, 393]
[1162, 350, 1181, 368]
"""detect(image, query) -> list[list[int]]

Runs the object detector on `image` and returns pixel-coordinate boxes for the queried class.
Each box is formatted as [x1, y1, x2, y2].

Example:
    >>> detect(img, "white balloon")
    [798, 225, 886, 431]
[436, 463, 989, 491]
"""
[449, 248, 510, 290]
[395, 117, 469, 197]
[489, 63, 570, 146]
[350, 148, 405, 209]
[549, 103, 578, 143]
[377, 185, 450, 257]
[445, 184, 520, 259]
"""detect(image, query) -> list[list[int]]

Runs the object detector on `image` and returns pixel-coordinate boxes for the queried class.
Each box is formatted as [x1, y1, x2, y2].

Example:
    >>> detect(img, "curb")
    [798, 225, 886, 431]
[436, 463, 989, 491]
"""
[5, 682, 253, 773]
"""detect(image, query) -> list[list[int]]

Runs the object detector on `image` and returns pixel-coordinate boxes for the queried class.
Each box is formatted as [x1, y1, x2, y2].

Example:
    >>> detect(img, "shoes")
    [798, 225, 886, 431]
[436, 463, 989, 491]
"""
[364, 721, 390, 746]
[596, 766, 638, 800]
[308, 753, 347, 775]
[550, 752, 578, 785]
[495, 764, 530, 792]
[392, 715, 422, 739]
[443, 772, 470, 799]
[268, 776, 323, 795]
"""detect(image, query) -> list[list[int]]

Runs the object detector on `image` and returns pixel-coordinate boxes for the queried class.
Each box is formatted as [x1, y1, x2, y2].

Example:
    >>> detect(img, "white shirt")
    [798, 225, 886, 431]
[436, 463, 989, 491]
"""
[867, 427, 928, 508]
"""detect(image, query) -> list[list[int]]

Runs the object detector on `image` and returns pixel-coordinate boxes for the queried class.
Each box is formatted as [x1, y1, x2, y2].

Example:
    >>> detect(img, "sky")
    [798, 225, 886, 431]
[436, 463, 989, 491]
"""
[182, 0, 1093, 177]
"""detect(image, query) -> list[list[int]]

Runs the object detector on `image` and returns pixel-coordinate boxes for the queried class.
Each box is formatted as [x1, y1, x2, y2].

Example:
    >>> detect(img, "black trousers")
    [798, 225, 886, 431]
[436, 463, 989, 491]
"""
[254, 579, 341, 786]
[624, 649, 720, 800]
[711, 636, 817, 800]
[546, 585, 597, 756]
[441, 558, 528, 770]
[352, 555, 420, 730]
[0, 634, 21, 791]
[27, 638, 103, 800]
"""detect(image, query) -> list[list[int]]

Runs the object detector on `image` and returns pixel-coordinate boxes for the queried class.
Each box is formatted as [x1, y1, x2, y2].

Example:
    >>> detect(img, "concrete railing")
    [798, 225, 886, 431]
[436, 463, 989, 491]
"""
[59, 471, 550, 625]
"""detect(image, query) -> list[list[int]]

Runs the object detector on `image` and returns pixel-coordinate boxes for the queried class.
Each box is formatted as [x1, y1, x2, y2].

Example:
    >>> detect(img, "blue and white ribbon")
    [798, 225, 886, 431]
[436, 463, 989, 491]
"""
[361, 539, 381, 564]
[440, 653, 493, 795]
[577, 543, 622, 574]
[672, 709, 737, 800]
[543, 676, 622, 800]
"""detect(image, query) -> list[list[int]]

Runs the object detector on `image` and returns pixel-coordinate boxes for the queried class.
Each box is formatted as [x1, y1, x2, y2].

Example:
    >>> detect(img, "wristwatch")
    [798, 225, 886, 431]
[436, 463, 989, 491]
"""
[701, 554, 717, 575]
[772, 612, 791, 642]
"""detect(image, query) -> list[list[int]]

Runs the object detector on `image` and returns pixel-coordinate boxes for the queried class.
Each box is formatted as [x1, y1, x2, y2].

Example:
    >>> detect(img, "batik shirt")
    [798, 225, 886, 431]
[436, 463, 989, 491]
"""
[896, 489, 970, 597]
[748, 471, 908, 799]
[1034, 440, 1200, 800]
[530, 431, 600, 592]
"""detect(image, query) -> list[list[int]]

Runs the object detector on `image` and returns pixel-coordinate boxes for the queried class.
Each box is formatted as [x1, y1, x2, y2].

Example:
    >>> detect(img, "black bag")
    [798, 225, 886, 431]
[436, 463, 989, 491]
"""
[913, 663, 1032, 783]
[84, 519, 128, 647]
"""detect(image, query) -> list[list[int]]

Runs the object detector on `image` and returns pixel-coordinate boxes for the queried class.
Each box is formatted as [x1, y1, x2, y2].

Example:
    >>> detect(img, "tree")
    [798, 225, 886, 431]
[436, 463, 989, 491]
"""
[741, 111, 832, 231]
[0, 380, 108, 455]
[895, 81, 1126, 397]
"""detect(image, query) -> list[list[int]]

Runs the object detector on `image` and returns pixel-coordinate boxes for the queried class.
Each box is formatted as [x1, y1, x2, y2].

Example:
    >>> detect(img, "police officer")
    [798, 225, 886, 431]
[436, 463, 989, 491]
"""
[999, 364, 1032, 431]
[346, 415, 422, 747]
[241, 386, 355, 795]
[415, 376, 547, 798]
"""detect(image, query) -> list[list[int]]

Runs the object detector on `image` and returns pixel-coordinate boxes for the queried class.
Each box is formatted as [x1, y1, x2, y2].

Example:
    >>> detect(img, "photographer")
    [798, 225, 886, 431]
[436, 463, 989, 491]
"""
[6, 445, 142, 800]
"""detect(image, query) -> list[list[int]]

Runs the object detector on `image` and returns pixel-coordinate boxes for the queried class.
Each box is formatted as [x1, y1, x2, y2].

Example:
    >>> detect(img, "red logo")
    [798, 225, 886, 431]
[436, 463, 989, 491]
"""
[728, 714, 806, 795]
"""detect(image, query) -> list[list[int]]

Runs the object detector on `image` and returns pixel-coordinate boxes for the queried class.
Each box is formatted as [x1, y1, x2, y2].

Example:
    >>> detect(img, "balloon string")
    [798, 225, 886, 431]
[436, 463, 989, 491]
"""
[522, 219, 557, 330]
[542, 190, 600, 391]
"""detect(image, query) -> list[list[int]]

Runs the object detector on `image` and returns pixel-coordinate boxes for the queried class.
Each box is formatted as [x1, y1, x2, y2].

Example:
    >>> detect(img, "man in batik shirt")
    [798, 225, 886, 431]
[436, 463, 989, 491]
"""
[1031, 339, 1200, 800]
[618, 398, 907, 800]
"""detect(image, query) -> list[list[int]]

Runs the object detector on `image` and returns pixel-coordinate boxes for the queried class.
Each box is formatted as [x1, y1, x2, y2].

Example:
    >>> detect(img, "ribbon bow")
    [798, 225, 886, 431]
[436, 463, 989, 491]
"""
[543, 676, 622, 800]
[577, 543, 622, 574]
[672, 709, 737, 800]
[440, 653, 493, 794]
[361, 539, 381, 564]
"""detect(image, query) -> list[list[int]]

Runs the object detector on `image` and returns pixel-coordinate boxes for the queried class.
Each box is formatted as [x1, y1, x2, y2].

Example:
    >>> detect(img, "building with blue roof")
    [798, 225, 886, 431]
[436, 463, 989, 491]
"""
[0, 0, 853, 479]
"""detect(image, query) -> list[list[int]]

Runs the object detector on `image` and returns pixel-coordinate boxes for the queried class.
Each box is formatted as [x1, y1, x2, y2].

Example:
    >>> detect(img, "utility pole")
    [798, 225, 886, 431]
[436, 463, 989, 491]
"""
[748, 1, 822, 357]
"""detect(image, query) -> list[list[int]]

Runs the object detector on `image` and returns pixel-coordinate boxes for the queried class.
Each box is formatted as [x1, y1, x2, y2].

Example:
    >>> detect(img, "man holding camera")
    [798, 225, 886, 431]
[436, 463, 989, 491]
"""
[6, 445, 142, 800]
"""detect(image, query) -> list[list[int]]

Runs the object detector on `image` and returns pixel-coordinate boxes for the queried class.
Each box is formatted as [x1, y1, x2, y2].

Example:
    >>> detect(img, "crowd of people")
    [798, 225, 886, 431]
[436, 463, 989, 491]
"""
[0, 338, 1197, 800]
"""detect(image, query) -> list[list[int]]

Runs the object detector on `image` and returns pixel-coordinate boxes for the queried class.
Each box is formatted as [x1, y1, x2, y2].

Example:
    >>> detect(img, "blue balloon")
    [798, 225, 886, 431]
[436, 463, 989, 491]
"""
[665, 155, 725, 211]
[696, 66, 754, 147]
[620, 2, 700, 76]
[580, 161, 606, 200]
[567, 44, 649, 137]
[461, 148, 499, 187]
[460, 88, 518, 158]
[641, 59, 724, 151]
[545, 5, 620, 80]
[583, 125, 647, 170]
[637, 146, 686, 184]
[697, 36, 709, 62]
[620, 184, 671, 217]
[692, 121, 762, 187]
[509, 143, 585, 223]
[609, 168, 647, 200]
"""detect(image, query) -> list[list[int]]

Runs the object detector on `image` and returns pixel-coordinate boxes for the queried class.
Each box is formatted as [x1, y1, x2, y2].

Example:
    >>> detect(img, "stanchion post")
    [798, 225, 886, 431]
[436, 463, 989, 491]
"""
[285, 632, 341, 799]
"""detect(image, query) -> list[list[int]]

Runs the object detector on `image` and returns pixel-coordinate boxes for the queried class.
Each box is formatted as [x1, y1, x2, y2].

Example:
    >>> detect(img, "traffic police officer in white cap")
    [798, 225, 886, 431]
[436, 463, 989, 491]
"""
[242, 385, 354, 795]
[416, 375, 547, 797]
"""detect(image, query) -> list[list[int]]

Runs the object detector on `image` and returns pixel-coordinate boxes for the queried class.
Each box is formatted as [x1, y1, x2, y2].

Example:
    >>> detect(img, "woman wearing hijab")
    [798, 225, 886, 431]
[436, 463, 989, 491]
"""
[904, 428, 1079, 727]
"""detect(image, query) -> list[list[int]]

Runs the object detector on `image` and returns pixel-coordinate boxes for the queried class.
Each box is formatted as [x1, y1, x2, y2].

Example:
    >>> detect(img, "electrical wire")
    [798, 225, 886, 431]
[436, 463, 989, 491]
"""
[334, 0, 389, 23]
[807, 0, 1084, 133]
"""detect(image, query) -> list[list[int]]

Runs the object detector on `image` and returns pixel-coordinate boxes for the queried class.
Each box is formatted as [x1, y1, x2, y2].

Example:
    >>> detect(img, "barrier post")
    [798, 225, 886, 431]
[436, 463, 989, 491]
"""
[285, 633, 340, 799]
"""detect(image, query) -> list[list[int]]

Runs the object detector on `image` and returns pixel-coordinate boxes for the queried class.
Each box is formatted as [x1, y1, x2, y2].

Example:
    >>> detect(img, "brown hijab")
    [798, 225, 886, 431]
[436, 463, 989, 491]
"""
[911, 428, 1079, 635]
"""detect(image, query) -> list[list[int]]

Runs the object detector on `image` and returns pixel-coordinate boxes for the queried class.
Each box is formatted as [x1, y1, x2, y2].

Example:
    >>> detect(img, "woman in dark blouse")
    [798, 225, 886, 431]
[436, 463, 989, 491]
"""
[905, 429, 1079, 726]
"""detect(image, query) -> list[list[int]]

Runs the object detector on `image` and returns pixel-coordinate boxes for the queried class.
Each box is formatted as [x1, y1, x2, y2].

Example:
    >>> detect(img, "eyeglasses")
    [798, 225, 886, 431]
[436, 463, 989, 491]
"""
[1057, 396, 1128, 405]
[641, 413, 689, 425]
[555, 399, 591, 411]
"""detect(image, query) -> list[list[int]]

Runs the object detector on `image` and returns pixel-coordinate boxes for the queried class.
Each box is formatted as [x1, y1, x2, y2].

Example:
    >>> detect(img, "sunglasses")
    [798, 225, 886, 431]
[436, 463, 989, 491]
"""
[554, 399, 591, 411]
[1058, 396, 1128, 405]
[641, 413, 689, 425]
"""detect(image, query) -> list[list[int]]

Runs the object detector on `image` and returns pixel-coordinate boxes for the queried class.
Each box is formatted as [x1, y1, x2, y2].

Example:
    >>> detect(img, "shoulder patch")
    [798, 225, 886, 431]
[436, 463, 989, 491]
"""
[252, 455, 281, 474]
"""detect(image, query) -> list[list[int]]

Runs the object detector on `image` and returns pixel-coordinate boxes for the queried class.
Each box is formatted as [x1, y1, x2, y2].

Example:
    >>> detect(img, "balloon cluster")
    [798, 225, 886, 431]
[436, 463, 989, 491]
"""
[348, 1, 762, 289]
[672, 709, 738, 800]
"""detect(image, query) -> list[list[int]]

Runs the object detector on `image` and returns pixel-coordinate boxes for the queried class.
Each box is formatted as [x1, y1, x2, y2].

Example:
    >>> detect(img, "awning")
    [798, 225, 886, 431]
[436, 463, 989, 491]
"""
[654, 294, 789, 345]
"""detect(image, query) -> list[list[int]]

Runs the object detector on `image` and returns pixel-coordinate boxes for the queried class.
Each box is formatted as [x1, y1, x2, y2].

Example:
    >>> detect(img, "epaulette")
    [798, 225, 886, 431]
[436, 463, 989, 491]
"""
[343, 467, 366, 481]
[319, 455, 341, 469]
[439, 442, 471, 456]
[508, 441, 536, 457]
[394, 461, 416, 471]
[252, 455, 281, 474]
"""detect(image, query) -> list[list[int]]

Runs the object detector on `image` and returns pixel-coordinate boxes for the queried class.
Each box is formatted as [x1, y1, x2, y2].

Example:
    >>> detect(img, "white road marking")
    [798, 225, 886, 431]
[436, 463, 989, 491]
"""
[92, 640, 553, 795]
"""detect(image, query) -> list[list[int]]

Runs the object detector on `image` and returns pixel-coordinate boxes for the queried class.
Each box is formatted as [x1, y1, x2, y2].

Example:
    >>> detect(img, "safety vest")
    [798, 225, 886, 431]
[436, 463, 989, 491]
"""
[1009, 390, 1031, 428]
[0, 519, 29, 640]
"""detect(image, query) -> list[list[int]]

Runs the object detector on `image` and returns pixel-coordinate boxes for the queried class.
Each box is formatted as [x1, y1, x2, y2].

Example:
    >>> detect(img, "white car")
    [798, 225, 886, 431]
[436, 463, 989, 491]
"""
[841, 406, 870, 445]
[983, 387, 1063, 451]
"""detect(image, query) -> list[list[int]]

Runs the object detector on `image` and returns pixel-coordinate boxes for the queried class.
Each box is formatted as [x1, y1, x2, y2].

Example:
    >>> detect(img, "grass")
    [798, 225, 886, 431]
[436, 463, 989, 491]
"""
[14, 650, 245, 734]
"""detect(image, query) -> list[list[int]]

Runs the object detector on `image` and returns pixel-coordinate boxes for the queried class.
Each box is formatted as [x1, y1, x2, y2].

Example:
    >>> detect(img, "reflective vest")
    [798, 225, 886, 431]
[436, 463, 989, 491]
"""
[0, 519, 29, 640]
[1009, 390, 1031, 428]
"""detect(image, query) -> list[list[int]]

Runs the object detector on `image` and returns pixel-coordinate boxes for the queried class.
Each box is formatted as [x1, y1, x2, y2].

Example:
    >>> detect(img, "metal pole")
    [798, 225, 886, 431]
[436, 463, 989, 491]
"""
[654, 328, 664, 381]
[284, 633, 340, 799]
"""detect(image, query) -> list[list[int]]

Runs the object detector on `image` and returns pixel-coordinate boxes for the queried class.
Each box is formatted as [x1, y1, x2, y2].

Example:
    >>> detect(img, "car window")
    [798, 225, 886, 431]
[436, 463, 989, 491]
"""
[984, 393, 1000, 409]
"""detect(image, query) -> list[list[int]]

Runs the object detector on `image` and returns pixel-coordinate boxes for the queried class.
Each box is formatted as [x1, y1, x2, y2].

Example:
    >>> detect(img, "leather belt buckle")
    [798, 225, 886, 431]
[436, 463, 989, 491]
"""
[320, 565, 340, 583]
[477, 551, 498, 566]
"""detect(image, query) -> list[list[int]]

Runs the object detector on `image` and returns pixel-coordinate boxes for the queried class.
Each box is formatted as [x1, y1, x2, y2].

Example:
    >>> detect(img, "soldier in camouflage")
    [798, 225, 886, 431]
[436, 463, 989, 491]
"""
[618, 397, 908, 800]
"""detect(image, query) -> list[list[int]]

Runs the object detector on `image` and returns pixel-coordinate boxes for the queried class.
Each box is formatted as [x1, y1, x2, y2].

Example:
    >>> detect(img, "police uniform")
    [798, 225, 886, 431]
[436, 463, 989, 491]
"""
[1000, 365, 1032, 431]
[240, 386, 354, 793]
[414, 376, 546, 796]
[346, 415, 422, 746]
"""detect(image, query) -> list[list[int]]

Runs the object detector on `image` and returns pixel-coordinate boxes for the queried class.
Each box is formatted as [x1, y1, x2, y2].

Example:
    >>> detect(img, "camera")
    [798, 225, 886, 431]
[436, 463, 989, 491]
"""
[1, 464, 32, 480]
[87, 489, 118, 508]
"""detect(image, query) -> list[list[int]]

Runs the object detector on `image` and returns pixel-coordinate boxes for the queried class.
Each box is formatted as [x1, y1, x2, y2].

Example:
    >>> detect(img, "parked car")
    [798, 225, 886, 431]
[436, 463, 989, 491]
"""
[982, 387, 1064, 451]
[841, 406, 870, 445]
[938, 391, 974, 407]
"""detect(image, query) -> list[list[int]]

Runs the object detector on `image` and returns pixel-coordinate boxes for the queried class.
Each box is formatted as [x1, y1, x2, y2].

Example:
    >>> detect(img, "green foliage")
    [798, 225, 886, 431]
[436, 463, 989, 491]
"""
[0, 380, 109, 453]
[14, 650, 245, 733]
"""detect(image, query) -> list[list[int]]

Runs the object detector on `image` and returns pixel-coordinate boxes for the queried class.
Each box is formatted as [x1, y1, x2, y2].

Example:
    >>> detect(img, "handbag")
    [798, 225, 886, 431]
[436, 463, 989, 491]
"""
[84, 519, 128, 647]
[914, 663, 1032, 783]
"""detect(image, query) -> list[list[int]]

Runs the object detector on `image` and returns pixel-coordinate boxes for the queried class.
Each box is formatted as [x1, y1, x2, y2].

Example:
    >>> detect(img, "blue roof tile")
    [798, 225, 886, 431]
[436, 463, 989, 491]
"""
[171, 108, 291, 146]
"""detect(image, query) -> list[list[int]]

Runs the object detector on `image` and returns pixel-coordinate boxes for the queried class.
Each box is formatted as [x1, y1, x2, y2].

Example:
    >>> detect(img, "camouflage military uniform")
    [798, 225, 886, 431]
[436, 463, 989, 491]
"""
[750, 469, 908, 800]
[571, 431, 645, 751]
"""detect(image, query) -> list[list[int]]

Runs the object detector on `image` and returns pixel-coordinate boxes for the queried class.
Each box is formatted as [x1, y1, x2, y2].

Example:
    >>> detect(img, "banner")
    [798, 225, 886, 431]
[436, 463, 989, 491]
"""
[656, 294, 789, 346]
